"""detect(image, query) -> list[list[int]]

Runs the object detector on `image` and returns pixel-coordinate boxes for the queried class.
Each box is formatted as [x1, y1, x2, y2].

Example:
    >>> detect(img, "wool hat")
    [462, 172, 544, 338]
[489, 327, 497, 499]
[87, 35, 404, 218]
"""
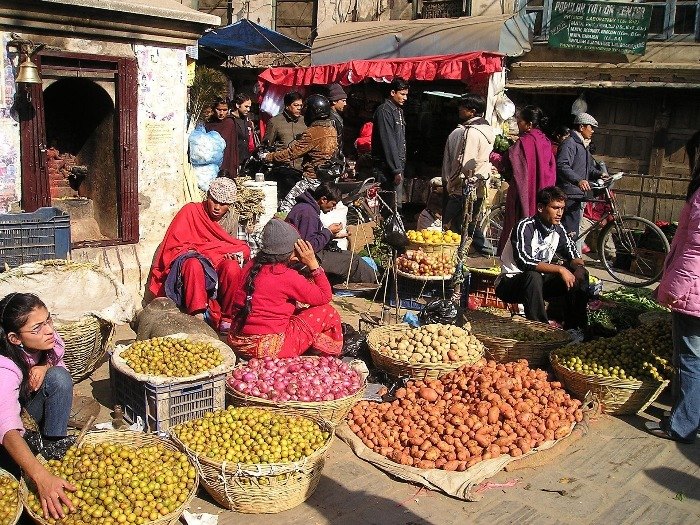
[573, 112, 599, 127]
[328, 83, 348, 102]
[261, 219, 300, 255]
[208, 177, 237, 204]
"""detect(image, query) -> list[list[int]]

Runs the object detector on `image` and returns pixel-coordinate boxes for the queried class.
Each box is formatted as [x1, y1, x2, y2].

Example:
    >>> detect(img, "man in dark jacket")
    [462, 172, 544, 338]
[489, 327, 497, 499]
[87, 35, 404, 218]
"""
[286, 182, 377, 284]
[556, 112, 604, 237]
[372, 77, 408, 210]
[328, 83, 347, 151]
[262, 91, 307, 169]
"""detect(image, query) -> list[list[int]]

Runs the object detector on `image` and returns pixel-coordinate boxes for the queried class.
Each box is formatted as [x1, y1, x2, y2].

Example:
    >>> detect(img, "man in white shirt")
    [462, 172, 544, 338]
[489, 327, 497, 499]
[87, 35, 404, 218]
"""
[495, 186, 589, 334]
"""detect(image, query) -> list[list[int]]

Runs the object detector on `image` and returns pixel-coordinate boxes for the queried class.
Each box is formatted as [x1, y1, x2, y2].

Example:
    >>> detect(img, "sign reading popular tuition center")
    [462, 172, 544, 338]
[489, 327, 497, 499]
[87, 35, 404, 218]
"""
[548, 0, 652, 55]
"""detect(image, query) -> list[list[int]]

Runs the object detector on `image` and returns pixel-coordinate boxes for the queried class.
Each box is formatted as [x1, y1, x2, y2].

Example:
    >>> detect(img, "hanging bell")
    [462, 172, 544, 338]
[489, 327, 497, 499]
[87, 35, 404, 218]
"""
[16, 56, 41, 84]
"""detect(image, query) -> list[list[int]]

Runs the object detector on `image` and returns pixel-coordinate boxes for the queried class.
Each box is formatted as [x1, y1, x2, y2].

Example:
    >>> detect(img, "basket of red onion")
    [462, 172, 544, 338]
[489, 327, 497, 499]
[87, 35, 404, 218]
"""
[226, 356, 367, 426]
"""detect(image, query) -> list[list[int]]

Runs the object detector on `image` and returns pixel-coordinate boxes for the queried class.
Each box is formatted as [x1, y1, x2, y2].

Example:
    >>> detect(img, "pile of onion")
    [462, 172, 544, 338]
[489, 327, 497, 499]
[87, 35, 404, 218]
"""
[349, 359, 582, 471]
[227, 356, 363, 402]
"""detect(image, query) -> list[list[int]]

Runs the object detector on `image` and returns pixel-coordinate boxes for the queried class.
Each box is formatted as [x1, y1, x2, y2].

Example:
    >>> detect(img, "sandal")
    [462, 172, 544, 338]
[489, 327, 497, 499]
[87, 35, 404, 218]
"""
[644, 421, 694, 444]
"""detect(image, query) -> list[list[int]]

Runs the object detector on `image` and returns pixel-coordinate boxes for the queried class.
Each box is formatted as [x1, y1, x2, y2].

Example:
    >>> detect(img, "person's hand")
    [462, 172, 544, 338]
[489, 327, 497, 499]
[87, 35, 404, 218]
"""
[34, 469, 76, 519]
[28, 364, 49, 392]
[328, 222, 343, 235]
[559, 267, 576, 290]
[578, 180, 591, 191]
[394, 173, 403, 186]
[293, 239, 319, 270]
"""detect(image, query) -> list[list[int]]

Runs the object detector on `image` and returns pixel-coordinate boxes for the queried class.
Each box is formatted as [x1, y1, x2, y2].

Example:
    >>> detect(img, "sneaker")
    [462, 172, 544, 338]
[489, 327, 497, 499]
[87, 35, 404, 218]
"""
[566, 328, 585, 343]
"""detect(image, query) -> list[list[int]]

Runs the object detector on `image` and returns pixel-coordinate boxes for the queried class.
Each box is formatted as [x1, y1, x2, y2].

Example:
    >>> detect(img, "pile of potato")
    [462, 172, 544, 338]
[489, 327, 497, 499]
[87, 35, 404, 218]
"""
[378, 324, 484, 365]
[349, 359, 582, 471]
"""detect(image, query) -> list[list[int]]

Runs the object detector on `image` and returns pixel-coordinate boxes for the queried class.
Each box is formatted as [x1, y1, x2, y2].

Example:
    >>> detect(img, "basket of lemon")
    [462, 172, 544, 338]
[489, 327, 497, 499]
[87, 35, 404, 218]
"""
[406, 229, 460, 258]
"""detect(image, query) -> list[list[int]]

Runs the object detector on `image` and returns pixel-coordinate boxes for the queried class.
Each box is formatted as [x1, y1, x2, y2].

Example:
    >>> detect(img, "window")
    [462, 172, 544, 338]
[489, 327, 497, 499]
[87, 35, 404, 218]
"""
[517, 0, 699, 40]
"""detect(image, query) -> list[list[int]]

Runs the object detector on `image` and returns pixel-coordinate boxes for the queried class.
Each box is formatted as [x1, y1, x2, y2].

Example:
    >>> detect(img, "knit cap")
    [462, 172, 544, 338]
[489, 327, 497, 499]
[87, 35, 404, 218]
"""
[328, 83, 348, 102]
[573, 112, 599, 127]
[208, 177, 237, 204]
[261, 219, 300, 255]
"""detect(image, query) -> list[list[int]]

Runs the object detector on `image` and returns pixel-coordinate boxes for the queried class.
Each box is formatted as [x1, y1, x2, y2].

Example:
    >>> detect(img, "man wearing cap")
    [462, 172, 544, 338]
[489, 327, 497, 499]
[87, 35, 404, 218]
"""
[327, 83, 348, 151]
[147, 177, 251, 333]
[556, 112, 605, 237]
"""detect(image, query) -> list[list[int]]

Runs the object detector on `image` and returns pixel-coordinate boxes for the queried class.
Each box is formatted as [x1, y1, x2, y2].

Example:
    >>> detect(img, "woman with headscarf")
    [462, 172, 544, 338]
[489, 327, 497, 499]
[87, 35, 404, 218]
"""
[226, 219, 343, 359]
[498, 106, 556, 254]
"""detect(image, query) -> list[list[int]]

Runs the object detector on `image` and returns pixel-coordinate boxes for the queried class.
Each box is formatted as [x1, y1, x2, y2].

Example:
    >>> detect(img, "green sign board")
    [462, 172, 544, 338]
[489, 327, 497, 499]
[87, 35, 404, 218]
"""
[548, 0, 652, 55]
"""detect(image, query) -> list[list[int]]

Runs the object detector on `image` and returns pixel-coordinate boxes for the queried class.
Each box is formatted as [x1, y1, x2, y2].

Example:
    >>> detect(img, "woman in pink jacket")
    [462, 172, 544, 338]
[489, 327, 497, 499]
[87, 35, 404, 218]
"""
[647, 130, 700, 444]
[0, 293, 76, 518]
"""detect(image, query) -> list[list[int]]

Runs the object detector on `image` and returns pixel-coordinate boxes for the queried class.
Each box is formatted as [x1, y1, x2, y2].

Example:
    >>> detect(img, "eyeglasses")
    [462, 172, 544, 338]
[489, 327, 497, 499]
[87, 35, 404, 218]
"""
[20, 314, 54, 335]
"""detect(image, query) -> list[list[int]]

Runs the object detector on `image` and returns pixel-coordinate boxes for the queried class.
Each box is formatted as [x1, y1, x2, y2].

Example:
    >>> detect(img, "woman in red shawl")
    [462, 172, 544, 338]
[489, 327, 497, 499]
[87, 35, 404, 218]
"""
[498, 106, 556, 254]
[147, 177, 250, 332]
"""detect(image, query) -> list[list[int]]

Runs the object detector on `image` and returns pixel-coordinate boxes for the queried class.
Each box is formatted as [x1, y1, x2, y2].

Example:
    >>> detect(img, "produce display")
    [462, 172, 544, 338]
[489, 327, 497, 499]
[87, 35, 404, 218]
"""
[25, 443, 196, 524]
[227, 356, 363, 402]
[588, 286, 669, 333]
[407, 229, 460, 245]
[349, 359, 582, 470]
[0, 474, 19, 525]
[378, 324, 484, 365]
[121, 337, 223, 377]
[553, 320, 672, 382]
[477, 324, 565, 343]
[173, 407, 330, 464]
[397, 250, 455, 277]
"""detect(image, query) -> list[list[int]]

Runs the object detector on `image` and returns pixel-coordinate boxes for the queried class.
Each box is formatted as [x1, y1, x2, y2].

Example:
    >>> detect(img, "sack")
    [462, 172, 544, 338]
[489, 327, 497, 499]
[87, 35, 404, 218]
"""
[382, 213, 408, 248]
[189, 124, 226, 167]
[419, 299, 461, 326]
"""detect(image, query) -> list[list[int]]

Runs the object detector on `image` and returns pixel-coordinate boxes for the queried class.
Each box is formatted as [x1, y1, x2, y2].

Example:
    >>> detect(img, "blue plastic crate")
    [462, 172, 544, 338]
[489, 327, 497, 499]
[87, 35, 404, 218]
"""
[0, 207, 71, 269]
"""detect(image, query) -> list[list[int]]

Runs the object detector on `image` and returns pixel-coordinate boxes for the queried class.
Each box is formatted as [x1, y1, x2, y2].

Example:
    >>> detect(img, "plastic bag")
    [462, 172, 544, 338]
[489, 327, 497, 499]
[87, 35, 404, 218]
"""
[341, 323, 368, 360]
[419, 299, 461, 326]
[193, 164, 220, 192]
[189, 124, 226, 167]
[382, 213, 408, 248]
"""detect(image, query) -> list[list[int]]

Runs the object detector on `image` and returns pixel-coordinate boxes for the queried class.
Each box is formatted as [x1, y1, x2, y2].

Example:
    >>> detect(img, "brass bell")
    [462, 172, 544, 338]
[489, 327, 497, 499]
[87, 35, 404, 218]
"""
[16, 56, 41, 84]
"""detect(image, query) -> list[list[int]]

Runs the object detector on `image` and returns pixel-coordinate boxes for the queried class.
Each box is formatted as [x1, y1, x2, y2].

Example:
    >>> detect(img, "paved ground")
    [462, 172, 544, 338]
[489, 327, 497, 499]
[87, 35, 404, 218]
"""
[64, 259, 699, 525]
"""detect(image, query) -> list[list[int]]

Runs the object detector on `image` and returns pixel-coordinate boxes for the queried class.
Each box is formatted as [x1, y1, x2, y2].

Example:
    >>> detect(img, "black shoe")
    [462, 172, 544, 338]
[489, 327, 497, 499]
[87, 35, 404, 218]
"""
[644, 421, 695, 444]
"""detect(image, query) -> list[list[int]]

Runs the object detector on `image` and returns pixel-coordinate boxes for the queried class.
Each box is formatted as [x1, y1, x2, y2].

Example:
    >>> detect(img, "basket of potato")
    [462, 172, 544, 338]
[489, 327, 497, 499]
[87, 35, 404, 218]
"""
[366, 323, 485, 380]
[0, 468, 21, 525]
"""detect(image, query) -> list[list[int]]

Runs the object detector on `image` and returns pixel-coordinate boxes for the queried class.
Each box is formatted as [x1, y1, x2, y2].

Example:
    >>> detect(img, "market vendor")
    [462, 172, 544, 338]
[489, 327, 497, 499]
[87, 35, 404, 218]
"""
[495, 186, 589, 340]
[226, 219, 343, 358]
[147, 177, 251, 333]
[286, 182, 377, 284]
[0, 293, 76, 520]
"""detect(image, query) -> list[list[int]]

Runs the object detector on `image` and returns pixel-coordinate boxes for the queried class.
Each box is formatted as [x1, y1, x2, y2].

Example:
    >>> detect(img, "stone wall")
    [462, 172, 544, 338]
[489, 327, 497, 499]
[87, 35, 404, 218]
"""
[0, 32, 21, 213]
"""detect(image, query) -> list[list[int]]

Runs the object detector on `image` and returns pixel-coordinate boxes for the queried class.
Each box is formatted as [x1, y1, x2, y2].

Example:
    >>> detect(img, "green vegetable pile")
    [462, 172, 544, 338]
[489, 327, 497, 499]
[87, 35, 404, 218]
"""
[588, 286, 668, 333]
[493, 134, 514, 153]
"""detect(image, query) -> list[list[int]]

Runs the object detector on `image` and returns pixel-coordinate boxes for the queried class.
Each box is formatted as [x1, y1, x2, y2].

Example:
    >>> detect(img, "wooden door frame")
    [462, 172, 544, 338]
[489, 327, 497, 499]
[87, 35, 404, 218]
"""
[18, 50, 139, 246]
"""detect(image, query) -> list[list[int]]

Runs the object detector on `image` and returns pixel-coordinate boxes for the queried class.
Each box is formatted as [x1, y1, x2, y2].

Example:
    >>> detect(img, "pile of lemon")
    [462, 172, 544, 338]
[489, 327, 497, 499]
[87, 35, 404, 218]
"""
[407, 229, 460, 245]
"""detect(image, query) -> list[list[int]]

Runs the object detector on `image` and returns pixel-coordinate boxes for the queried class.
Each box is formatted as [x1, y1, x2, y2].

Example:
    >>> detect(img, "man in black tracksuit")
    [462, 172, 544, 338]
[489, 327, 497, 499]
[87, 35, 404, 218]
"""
[495, 186, 589, 334]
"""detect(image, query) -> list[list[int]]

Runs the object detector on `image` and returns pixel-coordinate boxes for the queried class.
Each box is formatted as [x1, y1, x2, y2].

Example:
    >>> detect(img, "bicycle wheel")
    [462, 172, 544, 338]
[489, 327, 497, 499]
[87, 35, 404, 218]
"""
[480, 204, 505, 252]
[598, 216, 669, 287]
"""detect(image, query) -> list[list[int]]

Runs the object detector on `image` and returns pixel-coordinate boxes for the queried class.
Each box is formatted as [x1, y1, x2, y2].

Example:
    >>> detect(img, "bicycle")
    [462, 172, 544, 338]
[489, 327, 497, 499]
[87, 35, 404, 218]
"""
[572, 173, 669, 287]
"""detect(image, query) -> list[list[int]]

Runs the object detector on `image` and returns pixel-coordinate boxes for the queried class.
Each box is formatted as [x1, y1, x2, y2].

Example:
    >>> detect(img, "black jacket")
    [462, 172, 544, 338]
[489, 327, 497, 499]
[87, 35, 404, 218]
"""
[371, 99, 406, 175]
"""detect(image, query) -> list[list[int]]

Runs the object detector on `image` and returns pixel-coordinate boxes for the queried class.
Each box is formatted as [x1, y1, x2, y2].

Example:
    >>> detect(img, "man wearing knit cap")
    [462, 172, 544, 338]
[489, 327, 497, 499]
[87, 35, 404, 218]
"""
[328, 83, 347, 151]
[556, 112, 605, 239]
[148, 177, 250, 334]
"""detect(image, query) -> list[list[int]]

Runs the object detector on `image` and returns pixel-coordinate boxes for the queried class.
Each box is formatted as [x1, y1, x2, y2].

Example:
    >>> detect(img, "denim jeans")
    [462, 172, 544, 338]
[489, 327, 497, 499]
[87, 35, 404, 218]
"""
[668, 311, 700, 442]
[25, 366, 73, 438]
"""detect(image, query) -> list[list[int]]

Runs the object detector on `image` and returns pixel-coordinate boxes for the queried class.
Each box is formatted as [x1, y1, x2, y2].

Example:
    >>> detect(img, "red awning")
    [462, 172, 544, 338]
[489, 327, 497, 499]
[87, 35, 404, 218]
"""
[257, 52, 503, 90]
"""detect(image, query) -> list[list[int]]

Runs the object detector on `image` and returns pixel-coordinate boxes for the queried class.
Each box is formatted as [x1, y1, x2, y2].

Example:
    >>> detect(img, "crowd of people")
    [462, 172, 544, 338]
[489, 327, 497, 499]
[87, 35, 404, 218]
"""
[0, 83, 698, 521]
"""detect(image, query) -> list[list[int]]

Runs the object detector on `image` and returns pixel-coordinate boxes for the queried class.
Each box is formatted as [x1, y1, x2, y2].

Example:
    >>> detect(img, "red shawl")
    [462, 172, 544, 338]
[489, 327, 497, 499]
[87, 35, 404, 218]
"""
[148, 202, 250, 297]
[498, 129, 556, 254]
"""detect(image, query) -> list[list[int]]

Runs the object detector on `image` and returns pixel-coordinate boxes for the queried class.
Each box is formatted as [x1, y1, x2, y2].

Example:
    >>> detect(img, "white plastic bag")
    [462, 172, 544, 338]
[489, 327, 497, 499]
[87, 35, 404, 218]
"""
[189, 124, 226, 167]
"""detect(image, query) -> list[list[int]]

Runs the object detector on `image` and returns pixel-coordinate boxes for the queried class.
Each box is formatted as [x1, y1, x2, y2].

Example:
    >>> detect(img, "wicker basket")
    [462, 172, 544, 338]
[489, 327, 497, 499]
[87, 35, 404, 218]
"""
[171, 409, 334, 513]
[407, 241, 458, 258]
[366, 324, 484, 380]
[396, 269, 452, 281]
[226, 358, 366, 426]
[465, 311, 571, 369]
[20, 430, 199, 525]
[0, 259, 120, 383]
[0, 467, 22, 525]
[550, 354, 669, 415]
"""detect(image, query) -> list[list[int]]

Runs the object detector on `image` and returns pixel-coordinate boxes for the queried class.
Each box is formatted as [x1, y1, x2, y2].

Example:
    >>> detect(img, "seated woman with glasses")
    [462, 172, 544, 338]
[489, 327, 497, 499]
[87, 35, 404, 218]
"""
[0, 292, 76, 520]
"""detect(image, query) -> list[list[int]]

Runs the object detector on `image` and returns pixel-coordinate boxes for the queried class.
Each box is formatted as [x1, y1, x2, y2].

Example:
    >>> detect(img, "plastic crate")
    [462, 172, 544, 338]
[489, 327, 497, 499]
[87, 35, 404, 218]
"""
[387, 274, 452, 310]
[466, 270, 508, 309]
[0, 207, 71, 269]
[109, 360, 226, 433]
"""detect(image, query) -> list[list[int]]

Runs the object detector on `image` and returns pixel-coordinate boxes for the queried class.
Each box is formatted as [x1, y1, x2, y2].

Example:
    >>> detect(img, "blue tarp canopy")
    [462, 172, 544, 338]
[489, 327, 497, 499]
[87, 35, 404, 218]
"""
[199, 19, 310, 56]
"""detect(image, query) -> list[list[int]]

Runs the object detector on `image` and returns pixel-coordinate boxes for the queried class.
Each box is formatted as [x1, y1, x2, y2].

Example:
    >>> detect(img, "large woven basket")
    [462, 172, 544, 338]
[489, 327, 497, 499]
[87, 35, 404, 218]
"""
[407, 241, 458, 258]
[226, 357, 366, 426]
[171, 409, 334, 514]
[465, 311, 570, 369]
[0, 259, 119, 383]
[550, 354, 669, 415]
[366, 324, 484, 380]
[0, 467, 22, 525]
[20, 430, 199, 525]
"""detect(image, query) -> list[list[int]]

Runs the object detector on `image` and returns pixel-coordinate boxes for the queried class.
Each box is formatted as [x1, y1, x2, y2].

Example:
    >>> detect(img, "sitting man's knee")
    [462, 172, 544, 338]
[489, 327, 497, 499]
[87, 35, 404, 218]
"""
[521, 270, 543, 286]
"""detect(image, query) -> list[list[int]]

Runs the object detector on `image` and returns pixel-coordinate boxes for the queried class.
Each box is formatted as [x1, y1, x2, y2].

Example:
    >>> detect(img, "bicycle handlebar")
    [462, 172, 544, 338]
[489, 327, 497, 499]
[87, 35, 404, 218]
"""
[589, 172, 623, 190]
